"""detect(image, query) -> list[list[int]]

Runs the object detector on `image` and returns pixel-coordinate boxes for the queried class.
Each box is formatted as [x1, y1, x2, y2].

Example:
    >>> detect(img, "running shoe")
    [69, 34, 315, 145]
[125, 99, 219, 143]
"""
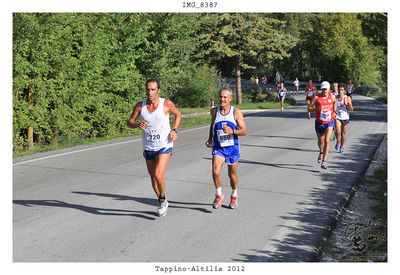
[157, 199, 169, 217]
[340, 147, 344, 154]
[308, 113, 311, 119]
[335, 143, 340, 151]
[229, 196, 238, 209]
[333, 134, 336, 141]
[212, 194, 225, 209]
[317, 153, 323, 163]
[321, 161, 328, 169]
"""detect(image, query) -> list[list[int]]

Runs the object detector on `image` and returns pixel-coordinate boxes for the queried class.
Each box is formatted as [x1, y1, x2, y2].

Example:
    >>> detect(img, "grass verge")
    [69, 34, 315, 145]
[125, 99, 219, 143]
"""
[13, 100, 296, 158]
[318, 162, 387, 262]
[366, 91, 387, 104]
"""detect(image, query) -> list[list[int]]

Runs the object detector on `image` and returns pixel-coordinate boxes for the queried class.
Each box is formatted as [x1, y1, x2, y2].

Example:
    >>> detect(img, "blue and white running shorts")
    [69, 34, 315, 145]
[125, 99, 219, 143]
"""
[315, 120, 334, 135]
[143, 147, 172, 160]
[212, 147, 240, 165]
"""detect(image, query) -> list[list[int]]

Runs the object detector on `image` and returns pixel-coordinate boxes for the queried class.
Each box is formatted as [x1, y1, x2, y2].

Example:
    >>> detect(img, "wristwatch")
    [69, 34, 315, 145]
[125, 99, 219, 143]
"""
[172, 128, 178, 133]
[233, 129, 237, 135]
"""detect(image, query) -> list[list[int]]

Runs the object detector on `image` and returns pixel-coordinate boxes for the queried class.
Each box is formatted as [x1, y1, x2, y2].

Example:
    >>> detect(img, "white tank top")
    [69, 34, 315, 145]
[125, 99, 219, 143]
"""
[336, 96, 350, 120]
[140, 98, 172, 151]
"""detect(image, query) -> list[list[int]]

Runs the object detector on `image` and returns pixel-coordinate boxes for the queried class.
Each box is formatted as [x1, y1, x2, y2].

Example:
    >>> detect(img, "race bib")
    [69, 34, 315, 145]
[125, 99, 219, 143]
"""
[307, 91, 314, 97]
[320, 111, 331, 122]
[217, 130, 234, 147]
[146, 128, 162, 144]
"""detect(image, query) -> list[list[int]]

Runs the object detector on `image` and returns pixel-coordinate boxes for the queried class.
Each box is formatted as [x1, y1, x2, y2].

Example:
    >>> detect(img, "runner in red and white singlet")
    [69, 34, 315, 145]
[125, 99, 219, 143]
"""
[305, 80, 317, 119]
[308, 81, 337, 169]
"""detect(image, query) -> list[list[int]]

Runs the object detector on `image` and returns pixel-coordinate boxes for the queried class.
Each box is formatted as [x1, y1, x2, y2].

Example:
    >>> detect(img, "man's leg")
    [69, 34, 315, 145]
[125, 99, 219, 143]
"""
[145, 159, 159, 197]
[341, 124, 349, 149]
[317, 132, 324, 155]
[154, 152, 172, 198]
[227, 162, 238, 191]
[212, 155, 226, 209]
[334, 120, 341, 150]
[227, 162, 239, 209]
[212, 155, 225, 190]
[323, 126, 333, 162]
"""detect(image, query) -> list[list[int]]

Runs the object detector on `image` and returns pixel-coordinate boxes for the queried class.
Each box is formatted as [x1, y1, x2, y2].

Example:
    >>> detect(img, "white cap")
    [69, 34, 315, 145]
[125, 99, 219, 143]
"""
[321, 81, 330, 90]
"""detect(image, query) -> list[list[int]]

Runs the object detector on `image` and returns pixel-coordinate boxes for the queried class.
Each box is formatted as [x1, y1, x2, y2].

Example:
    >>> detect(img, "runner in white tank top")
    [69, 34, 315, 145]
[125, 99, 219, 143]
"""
[334, 83, 354, 153]
[140, 97, 173, 151]
[127, 79, 181, 217]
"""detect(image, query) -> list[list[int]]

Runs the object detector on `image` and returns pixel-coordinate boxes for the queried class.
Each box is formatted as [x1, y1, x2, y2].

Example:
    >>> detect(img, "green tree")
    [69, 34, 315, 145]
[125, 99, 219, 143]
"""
[197, 13, 296, 104]
[273, 13, 386, 88]
[13, 13, 221, 152]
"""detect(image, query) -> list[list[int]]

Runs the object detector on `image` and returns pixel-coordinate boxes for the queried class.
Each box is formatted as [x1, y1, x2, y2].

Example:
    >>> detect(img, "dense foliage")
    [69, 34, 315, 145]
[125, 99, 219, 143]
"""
[13, 13, 387, 152]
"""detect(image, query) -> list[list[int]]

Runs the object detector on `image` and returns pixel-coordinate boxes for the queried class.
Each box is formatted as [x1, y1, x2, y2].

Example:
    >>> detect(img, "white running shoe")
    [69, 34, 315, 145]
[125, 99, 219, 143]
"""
[157, 199, 169, 217]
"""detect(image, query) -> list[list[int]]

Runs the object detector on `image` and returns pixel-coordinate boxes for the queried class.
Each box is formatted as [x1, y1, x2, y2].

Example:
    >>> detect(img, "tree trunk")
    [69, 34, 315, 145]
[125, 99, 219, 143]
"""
[235, 56, 242, 105]
[28, 80, 34, 150]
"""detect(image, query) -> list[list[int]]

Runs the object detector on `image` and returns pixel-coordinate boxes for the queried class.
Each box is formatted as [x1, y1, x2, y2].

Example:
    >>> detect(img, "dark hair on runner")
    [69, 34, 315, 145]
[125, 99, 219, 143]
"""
[146, 78, 160, 89]
[339, 83, 346, 89]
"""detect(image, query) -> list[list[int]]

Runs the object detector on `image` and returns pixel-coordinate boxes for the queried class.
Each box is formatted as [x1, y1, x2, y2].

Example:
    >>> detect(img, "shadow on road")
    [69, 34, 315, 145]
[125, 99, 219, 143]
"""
[239, 159, 319, 174]
[349, 98, 387, 123]
[13, 199, 158, 220]
[241, 143, 317, 153]
[71, 191, 213, 214]
[203, 157, 318, 174]
[246, 135, 315, 141]
[231, 132, 386, 262]
[13, 191, 213, 222]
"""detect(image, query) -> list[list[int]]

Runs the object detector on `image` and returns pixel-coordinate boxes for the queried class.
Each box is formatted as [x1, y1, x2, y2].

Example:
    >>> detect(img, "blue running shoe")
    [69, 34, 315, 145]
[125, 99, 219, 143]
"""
[318, 153, 323, 163]
[335, 143, 340, 151]
[340, 147, 344, 154]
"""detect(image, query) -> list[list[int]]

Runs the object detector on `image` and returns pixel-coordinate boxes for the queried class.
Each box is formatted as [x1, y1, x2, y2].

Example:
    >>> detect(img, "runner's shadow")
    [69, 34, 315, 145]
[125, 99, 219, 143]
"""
[13, 199, 157, 220]
[241, 143, 316, 153]
[239, 159, 318, 173]
[72, 191, 213, 213]
[247, 135, 314, 141]
[202, 158, 318, 173]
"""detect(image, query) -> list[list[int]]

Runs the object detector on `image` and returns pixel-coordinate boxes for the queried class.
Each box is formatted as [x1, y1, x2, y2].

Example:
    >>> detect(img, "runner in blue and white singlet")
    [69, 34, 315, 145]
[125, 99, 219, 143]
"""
[277, 82, 287, 111]
[206, 88, 247, 210]
[212, 105, 240, 161]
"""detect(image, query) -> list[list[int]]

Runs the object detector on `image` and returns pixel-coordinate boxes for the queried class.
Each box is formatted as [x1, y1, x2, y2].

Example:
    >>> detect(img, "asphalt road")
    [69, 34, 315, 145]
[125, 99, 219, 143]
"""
[13, 94, 387, 262]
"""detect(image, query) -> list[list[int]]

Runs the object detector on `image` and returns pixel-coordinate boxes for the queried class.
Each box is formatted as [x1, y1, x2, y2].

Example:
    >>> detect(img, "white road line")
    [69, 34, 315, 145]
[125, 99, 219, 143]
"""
[13, 125, 210, 167]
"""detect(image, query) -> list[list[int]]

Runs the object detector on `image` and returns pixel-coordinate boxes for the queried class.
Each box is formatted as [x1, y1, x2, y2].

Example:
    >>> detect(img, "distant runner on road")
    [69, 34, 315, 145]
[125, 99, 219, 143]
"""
[331, 82, 339, 98]
[334, 83, 354, 154]
[346, 79, 354, 99]
[293, 77, 300, 96]
[308, 81, 337, 169]
[305, 80, 318, 119]
[205, 88, 247, 209]
[277, 82, 287, 111]
[127, 78, 181, 217]
[262, 75, 268, 88]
